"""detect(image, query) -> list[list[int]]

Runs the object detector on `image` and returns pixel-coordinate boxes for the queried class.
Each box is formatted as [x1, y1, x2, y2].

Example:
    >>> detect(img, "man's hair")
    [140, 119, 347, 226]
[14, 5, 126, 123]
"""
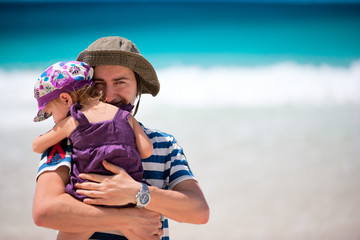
[134, 72, 142, 116]
[135, 72, 142, 96]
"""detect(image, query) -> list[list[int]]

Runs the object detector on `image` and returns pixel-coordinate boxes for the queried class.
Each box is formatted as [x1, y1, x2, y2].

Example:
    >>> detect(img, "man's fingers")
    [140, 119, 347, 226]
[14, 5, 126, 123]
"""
[75, 181, 102, 190]
[157, 229, 164, 238]
[82, 197, 107, 206]
[157, 220, 163, 229]
[123, 228, 161, 240]
[78, 173, 106, 183]
[102, 160, 124, 174]
[76, 189, 103, 198]
[122, 229, 142, 240]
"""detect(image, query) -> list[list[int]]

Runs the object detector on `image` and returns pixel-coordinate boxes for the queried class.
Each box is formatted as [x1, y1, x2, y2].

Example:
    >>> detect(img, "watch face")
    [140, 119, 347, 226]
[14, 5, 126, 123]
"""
[140, 193, 150, 204]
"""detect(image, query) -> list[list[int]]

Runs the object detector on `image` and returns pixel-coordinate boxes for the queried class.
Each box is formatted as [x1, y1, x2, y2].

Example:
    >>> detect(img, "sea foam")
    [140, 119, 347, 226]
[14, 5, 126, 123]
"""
[1, 60, 359, 129]
[146, 60, 360, 108]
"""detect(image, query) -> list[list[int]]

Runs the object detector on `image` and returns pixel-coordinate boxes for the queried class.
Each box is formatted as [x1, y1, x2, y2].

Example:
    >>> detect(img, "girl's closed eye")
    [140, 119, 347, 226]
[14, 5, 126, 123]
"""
[94, 81, 105, 90]
[44, 104, 52, 115]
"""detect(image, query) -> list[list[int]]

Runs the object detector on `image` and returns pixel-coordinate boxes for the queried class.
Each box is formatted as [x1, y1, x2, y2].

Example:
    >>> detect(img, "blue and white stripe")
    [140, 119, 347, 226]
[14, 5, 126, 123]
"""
[141, 126, 195, 188]
[36, 138, 72, 179]
[141, 124, 196, 240]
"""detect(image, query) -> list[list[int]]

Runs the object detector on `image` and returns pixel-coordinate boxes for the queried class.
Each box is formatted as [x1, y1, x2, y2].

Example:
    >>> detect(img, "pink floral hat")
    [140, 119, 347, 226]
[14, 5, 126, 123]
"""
[34, 61, 94, 122]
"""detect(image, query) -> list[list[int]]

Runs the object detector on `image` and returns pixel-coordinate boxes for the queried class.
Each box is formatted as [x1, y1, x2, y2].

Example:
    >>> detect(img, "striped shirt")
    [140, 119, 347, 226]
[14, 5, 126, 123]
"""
[36, 124, 196, 240]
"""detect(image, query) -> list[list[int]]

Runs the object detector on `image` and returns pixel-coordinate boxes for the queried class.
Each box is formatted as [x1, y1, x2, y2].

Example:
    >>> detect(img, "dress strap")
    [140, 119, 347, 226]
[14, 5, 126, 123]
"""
[70, 103, 90, 126]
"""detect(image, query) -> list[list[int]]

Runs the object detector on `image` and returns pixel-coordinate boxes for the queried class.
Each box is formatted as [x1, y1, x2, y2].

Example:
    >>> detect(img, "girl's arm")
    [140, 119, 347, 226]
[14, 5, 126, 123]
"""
[32, 117, 76, 153]
[128, 115, 153, 159]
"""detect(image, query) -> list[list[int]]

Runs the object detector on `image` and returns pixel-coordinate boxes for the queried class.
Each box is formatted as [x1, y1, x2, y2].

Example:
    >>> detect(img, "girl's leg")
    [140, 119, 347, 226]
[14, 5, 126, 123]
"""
[56, 231, 93, 240]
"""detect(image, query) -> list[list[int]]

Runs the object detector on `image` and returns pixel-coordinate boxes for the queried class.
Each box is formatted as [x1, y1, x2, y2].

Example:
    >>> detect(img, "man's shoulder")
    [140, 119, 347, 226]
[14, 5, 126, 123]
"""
[140, 123, 176, 143]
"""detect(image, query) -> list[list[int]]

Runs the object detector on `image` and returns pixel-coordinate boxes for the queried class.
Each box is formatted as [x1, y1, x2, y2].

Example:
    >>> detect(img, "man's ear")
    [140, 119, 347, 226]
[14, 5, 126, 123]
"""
[59, 92, 73, 107]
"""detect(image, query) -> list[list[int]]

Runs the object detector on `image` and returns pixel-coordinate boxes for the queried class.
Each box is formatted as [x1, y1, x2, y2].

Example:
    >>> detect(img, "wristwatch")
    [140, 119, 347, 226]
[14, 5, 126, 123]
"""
[136, 183, 151, 208]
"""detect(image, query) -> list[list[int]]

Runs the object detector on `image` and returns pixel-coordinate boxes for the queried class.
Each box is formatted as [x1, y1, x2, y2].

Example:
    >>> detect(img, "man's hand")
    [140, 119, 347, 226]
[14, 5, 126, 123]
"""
[75, 160, 142, 206]
[119, 208, 163, 240]
[75, 160, 164, 239]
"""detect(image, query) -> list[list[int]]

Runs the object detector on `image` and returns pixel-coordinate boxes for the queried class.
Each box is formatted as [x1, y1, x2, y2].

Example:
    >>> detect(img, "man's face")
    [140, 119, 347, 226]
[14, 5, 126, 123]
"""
[93, 65, 138, 106]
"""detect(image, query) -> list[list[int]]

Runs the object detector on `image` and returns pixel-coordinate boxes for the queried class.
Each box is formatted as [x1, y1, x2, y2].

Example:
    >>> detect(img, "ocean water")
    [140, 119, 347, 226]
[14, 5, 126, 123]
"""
[1, 1, 360, 240]
[1, 1, 360, 68]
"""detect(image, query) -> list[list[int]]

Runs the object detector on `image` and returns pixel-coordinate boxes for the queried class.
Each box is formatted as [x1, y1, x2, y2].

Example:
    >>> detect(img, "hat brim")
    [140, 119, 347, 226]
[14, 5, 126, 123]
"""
[34, 107, 51, 122]
[77, 50, 160, 97]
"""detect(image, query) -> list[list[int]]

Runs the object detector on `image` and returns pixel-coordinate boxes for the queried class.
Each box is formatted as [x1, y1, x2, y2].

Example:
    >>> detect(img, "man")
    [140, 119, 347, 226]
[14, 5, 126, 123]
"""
[33, 36, 209, 240]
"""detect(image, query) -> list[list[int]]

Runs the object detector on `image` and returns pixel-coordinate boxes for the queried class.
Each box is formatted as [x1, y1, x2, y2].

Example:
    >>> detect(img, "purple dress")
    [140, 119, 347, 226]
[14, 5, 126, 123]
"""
[65, 103, 143, 204]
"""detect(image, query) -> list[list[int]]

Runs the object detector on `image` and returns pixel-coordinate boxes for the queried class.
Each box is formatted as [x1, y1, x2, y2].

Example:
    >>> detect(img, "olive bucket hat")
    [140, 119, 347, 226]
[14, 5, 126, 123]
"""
[77, 36, 160, 97]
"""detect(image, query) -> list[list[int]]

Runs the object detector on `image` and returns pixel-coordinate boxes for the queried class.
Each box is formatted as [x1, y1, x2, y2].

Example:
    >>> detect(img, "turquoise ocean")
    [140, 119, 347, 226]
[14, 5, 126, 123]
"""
[1, 1, 360, 239]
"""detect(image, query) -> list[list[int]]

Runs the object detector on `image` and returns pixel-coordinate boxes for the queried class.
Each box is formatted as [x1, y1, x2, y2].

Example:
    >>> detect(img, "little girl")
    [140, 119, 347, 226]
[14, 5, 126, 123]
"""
[32, 61, 153, 240]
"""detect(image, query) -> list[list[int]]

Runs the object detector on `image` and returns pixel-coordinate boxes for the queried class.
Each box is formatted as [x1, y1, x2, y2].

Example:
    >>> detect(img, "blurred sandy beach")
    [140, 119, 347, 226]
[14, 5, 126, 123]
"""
[1, 1, 360, 239]
[1, 102, 360, 239]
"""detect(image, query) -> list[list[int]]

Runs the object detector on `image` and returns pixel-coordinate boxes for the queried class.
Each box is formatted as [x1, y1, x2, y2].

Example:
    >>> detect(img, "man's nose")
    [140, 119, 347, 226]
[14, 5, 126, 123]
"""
[105, 86, 115, 103]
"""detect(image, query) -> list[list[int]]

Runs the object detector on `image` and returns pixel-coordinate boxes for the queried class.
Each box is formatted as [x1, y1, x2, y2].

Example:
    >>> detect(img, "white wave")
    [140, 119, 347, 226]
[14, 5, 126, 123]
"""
[0, 68, 53, 131]
[1, 61, 360, 129]
[143, 60, 360, 108]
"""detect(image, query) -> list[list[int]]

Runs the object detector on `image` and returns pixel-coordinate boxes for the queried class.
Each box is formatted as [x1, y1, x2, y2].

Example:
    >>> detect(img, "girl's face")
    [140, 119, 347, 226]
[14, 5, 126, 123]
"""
[44, 99, 70, 124]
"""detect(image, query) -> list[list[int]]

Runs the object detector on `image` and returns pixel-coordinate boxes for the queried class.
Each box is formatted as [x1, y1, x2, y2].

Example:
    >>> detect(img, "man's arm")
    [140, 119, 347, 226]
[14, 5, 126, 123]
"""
[33, 166, 163, 239]
[148, 179, 209, 224]
[75, 161, 210, 224]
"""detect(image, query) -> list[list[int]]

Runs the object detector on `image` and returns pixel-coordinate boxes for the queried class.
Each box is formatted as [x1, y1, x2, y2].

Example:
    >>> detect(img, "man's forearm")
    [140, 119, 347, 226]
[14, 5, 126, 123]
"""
[145, 179, 210, 224]
[35, 193, 124, 232]
[33, 168, 162, 239]
[33, 168, 123, 233]
[34, 191, 162, 239]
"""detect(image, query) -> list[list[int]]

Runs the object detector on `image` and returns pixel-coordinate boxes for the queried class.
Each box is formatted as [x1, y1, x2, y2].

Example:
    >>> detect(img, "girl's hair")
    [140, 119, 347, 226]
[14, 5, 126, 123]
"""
[69, 85, 104, 106]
